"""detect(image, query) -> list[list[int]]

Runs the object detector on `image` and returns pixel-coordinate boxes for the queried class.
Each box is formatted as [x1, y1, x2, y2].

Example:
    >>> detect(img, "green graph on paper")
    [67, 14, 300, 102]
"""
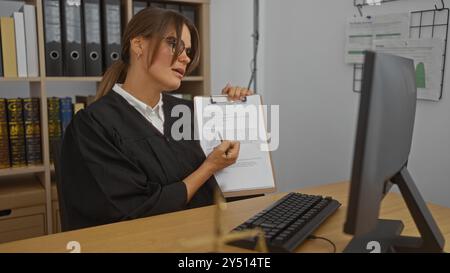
[416, 62, 426, 88]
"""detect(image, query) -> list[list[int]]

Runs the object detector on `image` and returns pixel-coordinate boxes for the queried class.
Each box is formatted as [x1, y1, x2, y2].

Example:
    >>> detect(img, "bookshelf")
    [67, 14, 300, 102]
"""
[0, 0, 211, 236]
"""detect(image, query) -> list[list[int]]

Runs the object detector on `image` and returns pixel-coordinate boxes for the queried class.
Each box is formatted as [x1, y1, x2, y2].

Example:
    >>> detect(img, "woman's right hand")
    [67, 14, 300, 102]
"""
[203, 140, 240, 174]
[183, 141, 240, 203]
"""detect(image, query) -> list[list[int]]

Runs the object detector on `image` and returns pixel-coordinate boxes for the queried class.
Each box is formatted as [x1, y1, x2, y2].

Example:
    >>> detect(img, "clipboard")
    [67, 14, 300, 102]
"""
[194, 95, 276, 198]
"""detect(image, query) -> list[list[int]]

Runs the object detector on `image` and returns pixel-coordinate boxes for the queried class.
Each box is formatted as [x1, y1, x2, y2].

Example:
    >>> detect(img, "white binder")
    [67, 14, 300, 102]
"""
[13, 12, 27, 78]
[21, 4, 39, 77]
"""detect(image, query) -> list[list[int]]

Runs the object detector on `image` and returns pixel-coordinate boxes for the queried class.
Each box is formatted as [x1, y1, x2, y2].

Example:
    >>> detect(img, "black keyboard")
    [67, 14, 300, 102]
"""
[228, 192, 341, 252]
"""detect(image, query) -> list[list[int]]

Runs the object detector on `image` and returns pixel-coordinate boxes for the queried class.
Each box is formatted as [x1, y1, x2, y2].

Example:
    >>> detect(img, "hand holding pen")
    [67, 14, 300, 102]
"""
[203, 132, 240, 173]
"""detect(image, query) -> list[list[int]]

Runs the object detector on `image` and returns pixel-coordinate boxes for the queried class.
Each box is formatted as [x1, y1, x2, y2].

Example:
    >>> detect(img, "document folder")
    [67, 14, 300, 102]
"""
[148, 1, 166, 9]
[20, 4, 40, 77]
[13, 12, 28, 78]
[83, 0, 103, 76]
[43, 0, 63, 76]
[102, 0, 122, 69]
[165, 4, 180, 12]
[133, 1, 147, 15]
[61, 0, 85, 76]
[180, 5, 197, 27]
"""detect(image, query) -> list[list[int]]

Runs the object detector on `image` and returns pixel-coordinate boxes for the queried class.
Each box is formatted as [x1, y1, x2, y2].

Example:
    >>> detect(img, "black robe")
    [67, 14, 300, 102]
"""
[61, 91, 220, 230]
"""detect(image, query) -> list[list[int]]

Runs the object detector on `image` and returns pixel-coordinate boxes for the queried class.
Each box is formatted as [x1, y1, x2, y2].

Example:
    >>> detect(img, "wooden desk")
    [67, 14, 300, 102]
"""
[0, 181, 449, 253]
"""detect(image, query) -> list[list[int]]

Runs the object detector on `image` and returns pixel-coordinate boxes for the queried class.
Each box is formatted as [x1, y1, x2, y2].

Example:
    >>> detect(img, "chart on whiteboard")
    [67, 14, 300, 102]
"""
[373, 38, 445, 101]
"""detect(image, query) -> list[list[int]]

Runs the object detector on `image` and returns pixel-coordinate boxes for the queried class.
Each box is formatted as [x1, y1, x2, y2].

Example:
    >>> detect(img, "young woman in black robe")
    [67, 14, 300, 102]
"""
[60, 8, 252, 230]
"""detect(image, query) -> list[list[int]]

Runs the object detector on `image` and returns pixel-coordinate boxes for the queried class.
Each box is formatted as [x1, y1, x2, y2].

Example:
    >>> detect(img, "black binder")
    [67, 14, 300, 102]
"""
[102, 0, 122, 69]
[133, 1, 147, 15]
[180, 4, 199, 75]
[83, 0, 103, 76]
[180, 5, 197, 28]
[61, 0, 85, 76]
[43, 0, 63, 76]
[165, 3, 180, 12]
[148, 1, 166, 9]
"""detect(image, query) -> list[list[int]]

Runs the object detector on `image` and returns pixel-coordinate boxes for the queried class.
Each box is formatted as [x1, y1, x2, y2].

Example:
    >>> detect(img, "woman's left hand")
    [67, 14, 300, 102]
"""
[221, 83, 253, 101]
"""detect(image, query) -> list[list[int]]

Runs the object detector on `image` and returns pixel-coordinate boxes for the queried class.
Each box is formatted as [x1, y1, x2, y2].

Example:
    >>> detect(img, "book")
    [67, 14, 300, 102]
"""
[59, 97, 73, 136]
[0, 99, 10, 169]
[23, 98, 42, 165]
[6, 98, 26, 167]
[75, 95, 95, 107]
[47, 97, 61, 162]
[1, 17, 18, 77]
[74, 103, 85, 114]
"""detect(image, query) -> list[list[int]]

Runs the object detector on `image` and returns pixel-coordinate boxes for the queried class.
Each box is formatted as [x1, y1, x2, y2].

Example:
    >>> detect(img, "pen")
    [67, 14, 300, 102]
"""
[217, 132, 229, 156]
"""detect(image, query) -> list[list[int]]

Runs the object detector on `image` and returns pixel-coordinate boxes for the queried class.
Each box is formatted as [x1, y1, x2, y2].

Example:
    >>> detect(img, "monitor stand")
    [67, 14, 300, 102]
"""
[344, 167, 445, 253]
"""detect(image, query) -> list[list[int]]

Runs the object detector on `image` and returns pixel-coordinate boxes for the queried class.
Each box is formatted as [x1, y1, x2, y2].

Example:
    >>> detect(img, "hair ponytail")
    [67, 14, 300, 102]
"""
[95, 60, 128, 101]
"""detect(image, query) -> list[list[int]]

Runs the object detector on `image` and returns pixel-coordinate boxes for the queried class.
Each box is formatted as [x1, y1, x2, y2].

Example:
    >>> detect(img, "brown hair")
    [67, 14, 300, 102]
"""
[96, 8, 200, 100]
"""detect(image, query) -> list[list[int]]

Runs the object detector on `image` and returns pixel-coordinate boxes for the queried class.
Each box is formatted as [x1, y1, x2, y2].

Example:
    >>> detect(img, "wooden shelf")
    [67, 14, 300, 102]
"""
[165, 0, 210, 3]
[0, 77, 41, 82]
[44, 76, 204, 82]
[0, 165, 46, 178]
[45, 77, 103, 82]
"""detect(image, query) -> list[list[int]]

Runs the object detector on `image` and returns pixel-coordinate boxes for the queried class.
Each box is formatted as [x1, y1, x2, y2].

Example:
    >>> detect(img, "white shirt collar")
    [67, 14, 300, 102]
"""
[112, 83, 164, 120]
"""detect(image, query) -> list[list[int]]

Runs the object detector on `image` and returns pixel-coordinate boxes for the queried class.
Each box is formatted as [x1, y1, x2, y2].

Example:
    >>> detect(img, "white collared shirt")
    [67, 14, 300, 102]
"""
[112, 83, 165, 135]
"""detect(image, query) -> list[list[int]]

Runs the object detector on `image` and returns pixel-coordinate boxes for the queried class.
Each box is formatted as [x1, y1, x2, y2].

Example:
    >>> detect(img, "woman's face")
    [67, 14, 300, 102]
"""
[146, 24, 192, 91]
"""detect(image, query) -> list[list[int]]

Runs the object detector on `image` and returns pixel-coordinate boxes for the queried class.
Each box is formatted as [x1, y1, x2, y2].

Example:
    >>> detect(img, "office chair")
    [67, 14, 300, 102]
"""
[51, 139, 70, 232]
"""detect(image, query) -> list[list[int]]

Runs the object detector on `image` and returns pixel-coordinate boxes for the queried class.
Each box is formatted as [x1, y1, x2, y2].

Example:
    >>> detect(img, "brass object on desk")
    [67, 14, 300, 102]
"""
[182, 189, 268, 253]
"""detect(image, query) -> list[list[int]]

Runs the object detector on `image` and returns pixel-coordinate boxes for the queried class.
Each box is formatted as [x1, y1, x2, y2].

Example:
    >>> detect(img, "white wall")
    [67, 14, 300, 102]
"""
[210, 0, 264, 95]
[262, 0, 450, 207]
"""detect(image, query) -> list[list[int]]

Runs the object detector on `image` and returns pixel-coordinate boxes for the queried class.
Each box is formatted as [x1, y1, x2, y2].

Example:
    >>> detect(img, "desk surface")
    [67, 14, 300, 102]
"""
[0, 181, 449, 253]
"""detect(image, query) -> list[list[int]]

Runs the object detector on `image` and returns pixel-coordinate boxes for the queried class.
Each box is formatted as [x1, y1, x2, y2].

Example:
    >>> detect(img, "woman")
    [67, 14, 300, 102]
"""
[60, 8, 252, 230]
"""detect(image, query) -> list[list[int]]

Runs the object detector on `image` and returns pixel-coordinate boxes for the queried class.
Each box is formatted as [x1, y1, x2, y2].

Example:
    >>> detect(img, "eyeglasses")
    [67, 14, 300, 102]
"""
[164, 36, 193, 59]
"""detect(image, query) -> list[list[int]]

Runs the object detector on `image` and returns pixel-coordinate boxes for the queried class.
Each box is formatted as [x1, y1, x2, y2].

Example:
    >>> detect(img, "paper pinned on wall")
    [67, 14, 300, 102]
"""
[373, 38, 445, 101]
[345, 12, 411, 64]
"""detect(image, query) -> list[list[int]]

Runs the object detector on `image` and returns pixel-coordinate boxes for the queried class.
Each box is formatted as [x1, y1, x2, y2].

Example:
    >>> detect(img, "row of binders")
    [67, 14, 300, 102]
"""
[0, 0, 123, 78]
[0, 5, 40, 78]
[135, 1, 198, 28]
[43, 0, 122, 77]
[0, 96, 93, 169]
[44, 0, 198, 77]
[0, 1, 199, 78]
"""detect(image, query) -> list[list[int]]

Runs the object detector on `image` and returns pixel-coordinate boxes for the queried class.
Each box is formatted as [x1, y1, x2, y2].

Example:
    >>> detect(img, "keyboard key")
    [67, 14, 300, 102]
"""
[260, 222, 276, 228]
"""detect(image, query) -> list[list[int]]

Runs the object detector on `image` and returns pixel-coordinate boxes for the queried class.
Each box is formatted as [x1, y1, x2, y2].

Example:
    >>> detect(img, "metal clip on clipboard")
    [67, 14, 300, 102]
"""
[210, 95, 247, 104]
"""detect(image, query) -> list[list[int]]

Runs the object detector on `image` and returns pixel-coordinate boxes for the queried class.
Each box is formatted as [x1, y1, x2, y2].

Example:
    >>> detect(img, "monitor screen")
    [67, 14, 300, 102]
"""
[344, 51, 417, 236]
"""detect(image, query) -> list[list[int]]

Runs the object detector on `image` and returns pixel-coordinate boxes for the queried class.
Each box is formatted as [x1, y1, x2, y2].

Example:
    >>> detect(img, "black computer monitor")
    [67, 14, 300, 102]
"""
[343, 51, 445, 253]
